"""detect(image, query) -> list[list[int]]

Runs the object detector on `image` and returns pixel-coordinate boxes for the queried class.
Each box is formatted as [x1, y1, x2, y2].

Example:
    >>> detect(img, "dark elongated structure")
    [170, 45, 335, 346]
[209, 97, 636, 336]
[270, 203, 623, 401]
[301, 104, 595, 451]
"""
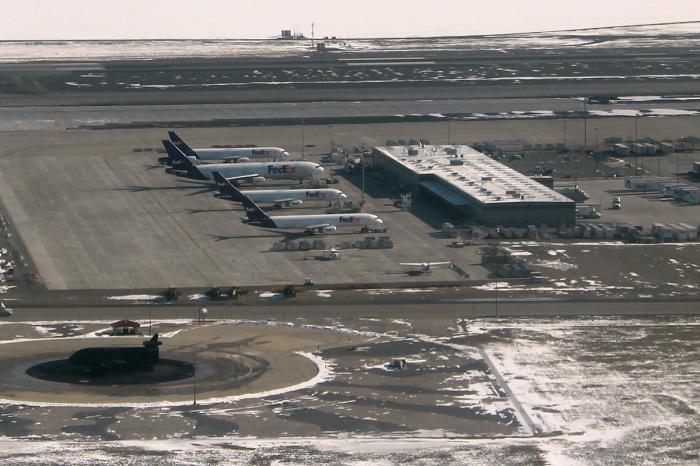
[68, 334, 162, 371]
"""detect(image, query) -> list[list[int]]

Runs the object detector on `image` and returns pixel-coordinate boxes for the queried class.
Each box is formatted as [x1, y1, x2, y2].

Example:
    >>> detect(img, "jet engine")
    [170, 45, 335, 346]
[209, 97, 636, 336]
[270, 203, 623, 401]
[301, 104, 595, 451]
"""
[321, 226, 337, 233]
[230, 157, 250, 163]
[252, 176, 266, 185]
[289, 200, 303, 207]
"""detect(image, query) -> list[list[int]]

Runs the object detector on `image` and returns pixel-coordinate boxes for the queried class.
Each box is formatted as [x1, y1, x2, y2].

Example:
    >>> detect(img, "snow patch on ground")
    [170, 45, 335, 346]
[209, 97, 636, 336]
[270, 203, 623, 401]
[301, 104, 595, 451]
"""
[107, 294, 164, 302]
[188, 293, 210, 302]
[364, 288, 437, 295]
[535, 260, 578, 271]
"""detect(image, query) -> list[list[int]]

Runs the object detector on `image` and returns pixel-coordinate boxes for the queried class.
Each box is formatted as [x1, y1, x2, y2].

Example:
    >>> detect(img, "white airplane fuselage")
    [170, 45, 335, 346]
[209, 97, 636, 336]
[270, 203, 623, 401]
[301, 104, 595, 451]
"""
[240, 189, 346, 204]
[265, 213, 383, 231]
[196, 161, 324, 182]
[193, 147, 289, 161]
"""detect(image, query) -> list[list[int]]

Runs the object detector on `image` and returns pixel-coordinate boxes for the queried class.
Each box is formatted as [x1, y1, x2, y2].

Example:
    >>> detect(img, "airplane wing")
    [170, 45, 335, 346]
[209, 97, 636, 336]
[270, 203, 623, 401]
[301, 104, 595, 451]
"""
[430, 262, 452, 265]
[400, 262, 425, 266]
[272, 198, 296, 204]
[304, 223, 331, 230]
[226, 174, 260, 181]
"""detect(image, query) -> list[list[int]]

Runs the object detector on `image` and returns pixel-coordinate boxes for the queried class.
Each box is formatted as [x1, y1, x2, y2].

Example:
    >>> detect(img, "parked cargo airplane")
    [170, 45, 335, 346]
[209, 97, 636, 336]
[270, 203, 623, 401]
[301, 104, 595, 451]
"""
[166, 131, 289, 163]
[163, 140, 323, 183]
[224, 180, 383, 234]
[212, 172, 346, 208]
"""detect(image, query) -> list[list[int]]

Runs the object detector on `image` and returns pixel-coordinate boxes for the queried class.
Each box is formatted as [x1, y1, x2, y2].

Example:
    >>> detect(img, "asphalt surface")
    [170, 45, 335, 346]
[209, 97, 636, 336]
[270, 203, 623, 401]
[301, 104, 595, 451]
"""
[7, 300, 700, 323]
[2, 98, 700, 131]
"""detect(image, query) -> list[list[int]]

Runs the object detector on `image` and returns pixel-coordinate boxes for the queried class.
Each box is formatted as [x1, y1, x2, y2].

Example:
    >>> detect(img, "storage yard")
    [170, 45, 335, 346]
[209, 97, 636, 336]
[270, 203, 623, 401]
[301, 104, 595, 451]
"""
[0, 118, 699, 293]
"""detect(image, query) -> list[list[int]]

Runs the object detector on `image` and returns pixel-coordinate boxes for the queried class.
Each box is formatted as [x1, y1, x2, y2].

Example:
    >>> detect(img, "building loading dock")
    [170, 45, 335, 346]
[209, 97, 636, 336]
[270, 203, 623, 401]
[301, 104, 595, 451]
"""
[373, 145, 576, 227]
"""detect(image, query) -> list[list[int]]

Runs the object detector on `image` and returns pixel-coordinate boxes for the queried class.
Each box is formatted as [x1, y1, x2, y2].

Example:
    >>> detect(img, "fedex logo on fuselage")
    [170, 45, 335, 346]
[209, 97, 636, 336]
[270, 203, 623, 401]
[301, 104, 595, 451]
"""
[339, 216, 360, 224]
[267, 165, 297, 174]
[252, 149, 270, 156]
[305, 191, 327, 199]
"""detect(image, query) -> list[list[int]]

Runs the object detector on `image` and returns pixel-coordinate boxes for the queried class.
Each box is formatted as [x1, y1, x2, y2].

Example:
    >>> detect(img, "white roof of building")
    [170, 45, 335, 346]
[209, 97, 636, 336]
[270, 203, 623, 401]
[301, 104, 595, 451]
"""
[377, 145, 573, 205]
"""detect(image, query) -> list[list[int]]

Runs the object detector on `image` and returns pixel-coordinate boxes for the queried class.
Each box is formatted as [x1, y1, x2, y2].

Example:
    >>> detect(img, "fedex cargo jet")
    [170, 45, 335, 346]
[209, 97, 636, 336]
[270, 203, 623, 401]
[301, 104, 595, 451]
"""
[212, 172, 346, 208]
[227, 181, 383, 234]
[165, 131, 289, 163]
[163, 140, 323, 184]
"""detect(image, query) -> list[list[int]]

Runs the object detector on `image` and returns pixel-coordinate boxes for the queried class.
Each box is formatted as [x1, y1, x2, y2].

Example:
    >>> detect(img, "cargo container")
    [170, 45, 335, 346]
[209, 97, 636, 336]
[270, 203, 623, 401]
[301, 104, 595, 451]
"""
[575, 203, 601, 218]
[625, 176, 673, 191]
[660, 142, 675, 154]
[651, 223, 674, 241]
[669, 224, 689, 241]
[664, 185, 696, 199]
[677, 223, 698, 240]
[632, 143, 645, 155]
[681, 188, 700, 205]
[613, 143, 631, 157]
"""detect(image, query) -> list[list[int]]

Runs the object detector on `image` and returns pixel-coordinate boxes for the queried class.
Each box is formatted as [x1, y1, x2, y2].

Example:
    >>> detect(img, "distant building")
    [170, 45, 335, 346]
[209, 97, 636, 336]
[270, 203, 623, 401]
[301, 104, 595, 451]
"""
[373, 144, 575, 227]
[111, 319, 141, 336]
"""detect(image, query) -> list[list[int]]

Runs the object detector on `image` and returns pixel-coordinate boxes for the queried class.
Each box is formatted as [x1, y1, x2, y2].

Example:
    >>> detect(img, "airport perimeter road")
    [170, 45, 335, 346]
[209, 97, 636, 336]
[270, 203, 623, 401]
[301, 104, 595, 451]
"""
[9, 300, 700, 322]
[0, 99, 585, 131]
[2, 98, 700, 131]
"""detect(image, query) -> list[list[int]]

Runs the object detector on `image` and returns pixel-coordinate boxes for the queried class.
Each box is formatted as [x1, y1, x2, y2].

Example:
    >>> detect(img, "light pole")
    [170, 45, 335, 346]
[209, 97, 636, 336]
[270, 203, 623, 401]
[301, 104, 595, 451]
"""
[641, 133, 645, 176]
[635, 114, 639, 175]
[595, 127, 599, 152]
[149, 308, 152, 336]
[301, 109, 306, 161]
[192, 353, 197, 405]
[495, 280, 499, 319]
[563, 119, 567, 149]
[583, 100, 588, 154]
[447, 118, 452, 145]
[361, 152, 366, 207]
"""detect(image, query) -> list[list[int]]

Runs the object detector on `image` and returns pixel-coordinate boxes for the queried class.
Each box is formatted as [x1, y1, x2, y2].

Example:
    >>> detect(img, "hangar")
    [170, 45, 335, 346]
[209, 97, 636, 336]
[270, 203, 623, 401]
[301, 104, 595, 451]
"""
[373, 144, 575, 227]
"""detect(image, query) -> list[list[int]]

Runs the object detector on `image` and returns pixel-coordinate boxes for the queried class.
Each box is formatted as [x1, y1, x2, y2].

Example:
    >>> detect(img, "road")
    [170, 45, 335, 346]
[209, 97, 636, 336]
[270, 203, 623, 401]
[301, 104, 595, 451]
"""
[7, 299, 700, 323]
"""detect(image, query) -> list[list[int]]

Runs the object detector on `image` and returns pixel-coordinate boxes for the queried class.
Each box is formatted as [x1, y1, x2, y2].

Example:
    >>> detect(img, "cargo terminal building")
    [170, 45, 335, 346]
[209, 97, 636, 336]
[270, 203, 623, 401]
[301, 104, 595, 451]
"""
[373, 145, 575, 227]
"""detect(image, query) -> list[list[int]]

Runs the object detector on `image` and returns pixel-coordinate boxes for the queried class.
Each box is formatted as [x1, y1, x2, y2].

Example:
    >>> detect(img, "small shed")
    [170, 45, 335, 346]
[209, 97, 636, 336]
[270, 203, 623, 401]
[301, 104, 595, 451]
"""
[111, 319, 141, 336]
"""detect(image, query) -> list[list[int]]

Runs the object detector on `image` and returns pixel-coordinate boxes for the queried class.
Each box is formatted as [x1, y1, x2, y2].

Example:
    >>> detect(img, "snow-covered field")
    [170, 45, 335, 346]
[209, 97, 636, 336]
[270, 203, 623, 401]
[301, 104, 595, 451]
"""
[479, 317, 700, 464]
[0, 23, 698, 63]
[0, 316, 696, 464]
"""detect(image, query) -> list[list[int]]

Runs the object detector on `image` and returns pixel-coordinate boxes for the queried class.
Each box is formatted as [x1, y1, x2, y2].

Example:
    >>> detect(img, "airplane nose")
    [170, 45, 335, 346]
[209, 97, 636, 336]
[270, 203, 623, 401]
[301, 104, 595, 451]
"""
[316, 166, 325, 173]
[375, 218, 384, 224]
[339, 193, 348, 199]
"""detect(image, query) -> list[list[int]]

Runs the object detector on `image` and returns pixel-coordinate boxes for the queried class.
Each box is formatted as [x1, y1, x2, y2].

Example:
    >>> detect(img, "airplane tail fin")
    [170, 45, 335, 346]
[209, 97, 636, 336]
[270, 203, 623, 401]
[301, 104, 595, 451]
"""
[168, 131, 200, 159]
[162, 140, 206, 180]
[239, 188, 275, 227]
[143, 333, 162, 348]
[212, 171, 245, 201]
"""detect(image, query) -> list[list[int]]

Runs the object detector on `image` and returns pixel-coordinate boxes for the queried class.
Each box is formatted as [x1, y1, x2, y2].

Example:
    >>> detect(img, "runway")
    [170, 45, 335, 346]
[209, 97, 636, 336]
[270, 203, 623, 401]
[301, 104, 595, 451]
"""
[2, 98, 700, 131]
